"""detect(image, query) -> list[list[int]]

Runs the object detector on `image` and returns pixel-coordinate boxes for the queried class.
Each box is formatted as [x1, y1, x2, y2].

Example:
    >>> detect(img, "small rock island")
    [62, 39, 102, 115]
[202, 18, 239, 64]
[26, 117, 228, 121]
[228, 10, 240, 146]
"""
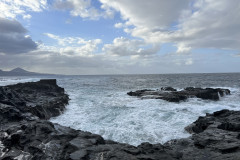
[127, 87, 230, 102]
[1, 80, 240, 159]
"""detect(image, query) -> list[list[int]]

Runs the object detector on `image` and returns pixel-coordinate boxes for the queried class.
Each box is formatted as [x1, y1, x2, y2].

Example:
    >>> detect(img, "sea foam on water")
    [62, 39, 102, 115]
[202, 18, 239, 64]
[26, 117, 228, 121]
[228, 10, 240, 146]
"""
[1, 74, 240, 146]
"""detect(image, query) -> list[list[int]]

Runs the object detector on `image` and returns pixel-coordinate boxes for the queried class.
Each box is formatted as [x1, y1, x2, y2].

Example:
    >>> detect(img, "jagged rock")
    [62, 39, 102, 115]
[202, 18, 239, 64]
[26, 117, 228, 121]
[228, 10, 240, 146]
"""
[186, 110, 240, 134]
[0, 79, 69, 122]
[0, 80, 178, 160]
[1, 80, 240, 160]
[127, 87, 230, 102]
[161, 87, 177, 91]
[165, 109, 240, 160]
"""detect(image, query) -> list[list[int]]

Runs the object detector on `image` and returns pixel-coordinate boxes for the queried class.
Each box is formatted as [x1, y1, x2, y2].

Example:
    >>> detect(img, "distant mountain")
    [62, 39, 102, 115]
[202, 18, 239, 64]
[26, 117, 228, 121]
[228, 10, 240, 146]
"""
[0, 67, 55, 76]
[11, 67, 29, 73]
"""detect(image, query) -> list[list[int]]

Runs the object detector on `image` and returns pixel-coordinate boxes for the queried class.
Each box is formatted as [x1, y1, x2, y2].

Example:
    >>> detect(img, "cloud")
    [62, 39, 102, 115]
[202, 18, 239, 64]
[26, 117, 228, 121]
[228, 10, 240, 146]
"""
[0, 18, 37, 54]
[0, 0, 47, 19]
[0, 17, 27, 33]
[175, 0, 240, 50]
[176, 43, 191, 54]
[43, 33, 102, 56]
[0, 50, 121, 75]
[100, 0, 240, 53]
[103, 37, 160, 56]
[53, 0, 113, 20]
[100, 0, 190, 29]
[23, 14, 32, 19]
[1, 46, 239, 75]
[1, 0, 239, 74]
[114, 23, 124, 28]
[185, 58, 193, 65]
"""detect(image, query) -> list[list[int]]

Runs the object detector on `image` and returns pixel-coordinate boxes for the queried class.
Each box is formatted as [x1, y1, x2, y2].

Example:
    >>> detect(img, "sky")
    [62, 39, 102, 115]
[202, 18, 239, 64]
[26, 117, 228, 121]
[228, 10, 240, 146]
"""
[0, 0, 240, 75]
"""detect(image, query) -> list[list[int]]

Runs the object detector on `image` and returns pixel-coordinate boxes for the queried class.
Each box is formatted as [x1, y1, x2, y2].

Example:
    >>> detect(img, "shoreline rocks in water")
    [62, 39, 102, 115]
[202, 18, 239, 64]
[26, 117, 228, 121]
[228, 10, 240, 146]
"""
[127, 87, 231, 102]
[1, 80, 240, 159]
[0, 79, 69, 123]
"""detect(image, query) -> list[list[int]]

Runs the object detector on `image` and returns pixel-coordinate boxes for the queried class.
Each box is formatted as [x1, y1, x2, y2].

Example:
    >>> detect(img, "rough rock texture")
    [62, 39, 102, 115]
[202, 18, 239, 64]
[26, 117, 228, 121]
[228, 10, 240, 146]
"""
[127, 87, 230, 102]
[1, 120, 175, 160]
[0, 79, 69, 123]
[0, 80, 175, 160]
[1, 81, 239, 160]
[164, 109, 240, 160]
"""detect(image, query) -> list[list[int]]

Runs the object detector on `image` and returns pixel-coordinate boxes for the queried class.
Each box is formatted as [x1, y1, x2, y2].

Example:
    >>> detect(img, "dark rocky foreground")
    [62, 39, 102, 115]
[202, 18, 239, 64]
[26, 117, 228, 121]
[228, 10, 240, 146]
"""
[1, 80, 240, 160]
[127, 87, 231, 102]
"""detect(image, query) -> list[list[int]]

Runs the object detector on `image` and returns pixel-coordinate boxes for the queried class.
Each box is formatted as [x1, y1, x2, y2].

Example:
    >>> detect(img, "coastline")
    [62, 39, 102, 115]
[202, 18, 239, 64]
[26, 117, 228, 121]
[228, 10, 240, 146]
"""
[1, 79, 240, 159]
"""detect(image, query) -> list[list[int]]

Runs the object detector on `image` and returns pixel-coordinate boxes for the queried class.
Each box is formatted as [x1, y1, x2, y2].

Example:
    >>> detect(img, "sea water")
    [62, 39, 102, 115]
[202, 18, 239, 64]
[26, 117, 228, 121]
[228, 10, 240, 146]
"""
[1, 73, 240, 146]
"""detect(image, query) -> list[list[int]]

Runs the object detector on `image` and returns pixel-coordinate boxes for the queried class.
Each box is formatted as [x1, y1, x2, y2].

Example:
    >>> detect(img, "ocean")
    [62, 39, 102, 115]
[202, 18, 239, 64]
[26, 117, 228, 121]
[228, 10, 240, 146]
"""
[1, 73, 240, 146]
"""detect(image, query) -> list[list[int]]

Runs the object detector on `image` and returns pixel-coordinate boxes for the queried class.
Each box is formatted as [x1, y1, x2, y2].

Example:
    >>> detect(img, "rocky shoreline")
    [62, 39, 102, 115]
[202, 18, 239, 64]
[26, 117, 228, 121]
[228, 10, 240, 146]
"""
[1, 80, 240, 159]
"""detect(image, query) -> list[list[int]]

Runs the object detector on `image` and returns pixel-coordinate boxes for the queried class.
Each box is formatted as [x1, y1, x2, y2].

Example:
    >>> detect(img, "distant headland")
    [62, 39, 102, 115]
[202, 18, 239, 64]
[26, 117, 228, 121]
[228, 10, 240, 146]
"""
[0, 67, 55, 76]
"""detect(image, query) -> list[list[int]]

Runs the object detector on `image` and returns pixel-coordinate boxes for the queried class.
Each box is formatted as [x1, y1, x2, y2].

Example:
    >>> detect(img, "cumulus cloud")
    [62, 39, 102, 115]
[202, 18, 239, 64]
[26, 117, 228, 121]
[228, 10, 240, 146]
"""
[175, 0, 240, 50]
[103, 37, 160, 56]
[53, 0, 113, 20]
[0, 18, 37, 54]
[1, 0, 239, 74]
[43, 33, 102, 56]
[100, 0, 240, 53]
[0, 0, 47, 19]
[100, 0, 190, 29]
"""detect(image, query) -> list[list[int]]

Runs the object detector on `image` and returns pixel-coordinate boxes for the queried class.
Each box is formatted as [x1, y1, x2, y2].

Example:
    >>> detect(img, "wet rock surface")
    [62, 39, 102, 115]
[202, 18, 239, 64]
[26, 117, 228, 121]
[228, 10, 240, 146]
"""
[165, 109, 240, 160]
[1, 81, 240, 159]
[127, 87, 231, 102]
[0, 79, 69, 123]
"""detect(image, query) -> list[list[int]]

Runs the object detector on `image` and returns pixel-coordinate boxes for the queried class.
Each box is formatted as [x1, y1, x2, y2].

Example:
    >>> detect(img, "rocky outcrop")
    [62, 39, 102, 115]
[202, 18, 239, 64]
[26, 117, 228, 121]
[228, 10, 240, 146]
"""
[164, 109, 240, 160]
[1, 121, 175, 160]
[0, 80, 176, 160]
[0, 79, 69, 123]
[127, 87, 230, 102]
[1, 81, 239, 160]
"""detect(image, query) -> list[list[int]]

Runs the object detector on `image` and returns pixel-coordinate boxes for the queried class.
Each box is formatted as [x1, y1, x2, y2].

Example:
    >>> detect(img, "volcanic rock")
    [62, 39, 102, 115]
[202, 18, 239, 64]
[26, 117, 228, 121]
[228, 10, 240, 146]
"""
[1, 80, 239, 160]
[164, 109, 240, 160]
[127, 87, 230, 102]
[0, 79, 69, 123]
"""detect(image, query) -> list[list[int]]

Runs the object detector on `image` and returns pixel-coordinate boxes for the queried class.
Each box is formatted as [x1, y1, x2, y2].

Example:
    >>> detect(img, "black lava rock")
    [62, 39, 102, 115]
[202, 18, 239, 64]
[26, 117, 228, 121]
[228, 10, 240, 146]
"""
[127, 87, 230, 102]
[1, 80, 239, 160]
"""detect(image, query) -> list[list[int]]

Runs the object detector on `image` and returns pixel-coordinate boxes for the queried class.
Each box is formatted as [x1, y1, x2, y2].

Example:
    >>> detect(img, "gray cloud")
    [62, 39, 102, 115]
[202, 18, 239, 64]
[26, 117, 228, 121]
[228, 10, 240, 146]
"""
[0, 17, 26, 33]
[0, 18, 37, 54]
[102, 0, 240, 53]
[100, 0, 190, 29]
[1, 48, 240, 75]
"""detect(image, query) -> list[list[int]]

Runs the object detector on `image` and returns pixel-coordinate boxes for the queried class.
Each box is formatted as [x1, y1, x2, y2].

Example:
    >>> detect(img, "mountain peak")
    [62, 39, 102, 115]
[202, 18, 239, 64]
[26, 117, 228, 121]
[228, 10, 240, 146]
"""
[11, 67, 29, 73]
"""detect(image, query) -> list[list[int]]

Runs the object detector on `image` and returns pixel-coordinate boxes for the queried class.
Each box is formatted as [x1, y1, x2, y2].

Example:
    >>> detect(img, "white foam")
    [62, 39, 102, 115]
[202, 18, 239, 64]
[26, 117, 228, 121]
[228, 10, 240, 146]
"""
[0, 77, 40, 86]
[50, 87, 240, 146]
[0, 141, 6, 157]
[2, 75, 237, 146]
